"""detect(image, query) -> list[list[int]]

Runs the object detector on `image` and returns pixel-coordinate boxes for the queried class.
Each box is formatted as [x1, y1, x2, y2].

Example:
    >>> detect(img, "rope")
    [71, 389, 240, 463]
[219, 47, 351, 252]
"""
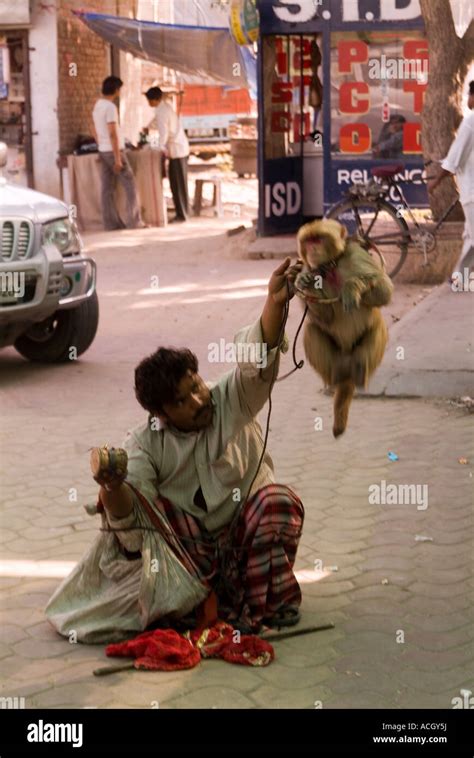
[214, 280, 306, 602]
[276, 303, 308, 382]
[99, 523, 304, 553]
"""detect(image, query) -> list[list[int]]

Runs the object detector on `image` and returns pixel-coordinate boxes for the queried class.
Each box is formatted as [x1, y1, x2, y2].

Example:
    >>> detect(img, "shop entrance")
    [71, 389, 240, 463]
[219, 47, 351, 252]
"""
[259, 32, 324, 234]
[0, 31, 33, 187]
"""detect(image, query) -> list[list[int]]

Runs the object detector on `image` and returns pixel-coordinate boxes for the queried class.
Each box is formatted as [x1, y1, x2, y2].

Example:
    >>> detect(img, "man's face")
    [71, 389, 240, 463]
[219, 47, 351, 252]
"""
[468, 92, 474, 110]
[147, 98, 160, 107]
[160, 370, 213, 432]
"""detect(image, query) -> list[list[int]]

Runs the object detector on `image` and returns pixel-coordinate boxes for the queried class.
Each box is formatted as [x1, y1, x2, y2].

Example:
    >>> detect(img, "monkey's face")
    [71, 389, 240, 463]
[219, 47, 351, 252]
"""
[297, 219, 348, 276]
[299, 221, 347, 272]
[303, 235, 339, 270]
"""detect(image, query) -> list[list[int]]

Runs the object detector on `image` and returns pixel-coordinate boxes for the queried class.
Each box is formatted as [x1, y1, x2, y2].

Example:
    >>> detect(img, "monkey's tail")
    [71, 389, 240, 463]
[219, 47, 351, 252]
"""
[333, 379, 355, 438]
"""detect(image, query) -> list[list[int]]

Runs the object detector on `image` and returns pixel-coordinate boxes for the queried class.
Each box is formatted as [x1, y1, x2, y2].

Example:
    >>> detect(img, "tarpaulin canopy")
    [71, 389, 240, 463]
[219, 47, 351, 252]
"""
[74, 11, 257, 93]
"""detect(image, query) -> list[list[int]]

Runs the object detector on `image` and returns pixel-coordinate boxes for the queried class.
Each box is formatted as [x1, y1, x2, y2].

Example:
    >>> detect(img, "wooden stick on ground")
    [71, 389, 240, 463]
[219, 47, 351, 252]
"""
[92, 623, 336, 676]
[260, 623, 335, 642]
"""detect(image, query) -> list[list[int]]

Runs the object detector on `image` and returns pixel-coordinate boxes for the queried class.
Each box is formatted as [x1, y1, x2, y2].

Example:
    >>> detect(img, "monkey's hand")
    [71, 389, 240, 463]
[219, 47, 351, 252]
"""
[341, 285, 362, 313]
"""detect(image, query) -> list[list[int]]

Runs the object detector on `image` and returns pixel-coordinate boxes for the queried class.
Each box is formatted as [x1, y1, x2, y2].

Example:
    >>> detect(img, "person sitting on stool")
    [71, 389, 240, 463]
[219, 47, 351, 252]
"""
[144, 87, 190, 223]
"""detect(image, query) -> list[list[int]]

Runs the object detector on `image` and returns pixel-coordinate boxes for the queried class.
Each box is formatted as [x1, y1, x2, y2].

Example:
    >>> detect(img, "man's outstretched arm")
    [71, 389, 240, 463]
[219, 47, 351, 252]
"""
[226, 257, 302, 423]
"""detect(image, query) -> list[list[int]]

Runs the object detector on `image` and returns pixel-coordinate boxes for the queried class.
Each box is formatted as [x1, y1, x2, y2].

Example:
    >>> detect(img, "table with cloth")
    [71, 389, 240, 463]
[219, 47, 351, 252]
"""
[66, 147, 167, 232]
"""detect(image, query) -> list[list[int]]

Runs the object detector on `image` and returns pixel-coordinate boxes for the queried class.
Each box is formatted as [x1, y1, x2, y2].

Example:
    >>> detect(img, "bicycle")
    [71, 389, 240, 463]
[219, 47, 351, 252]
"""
[325, 160, 460, 278]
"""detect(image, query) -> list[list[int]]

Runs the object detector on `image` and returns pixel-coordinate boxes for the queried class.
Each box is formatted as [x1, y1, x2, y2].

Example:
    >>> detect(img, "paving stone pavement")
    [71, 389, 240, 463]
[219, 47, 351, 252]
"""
[0, 228, 472, 709]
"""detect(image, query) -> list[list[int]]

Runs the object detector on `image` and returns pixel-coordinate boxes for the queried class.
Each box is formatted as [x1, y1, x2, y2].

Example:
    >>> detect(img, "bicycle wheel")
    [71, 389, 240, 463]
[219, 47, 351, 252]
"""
[327, 197, 409, 279]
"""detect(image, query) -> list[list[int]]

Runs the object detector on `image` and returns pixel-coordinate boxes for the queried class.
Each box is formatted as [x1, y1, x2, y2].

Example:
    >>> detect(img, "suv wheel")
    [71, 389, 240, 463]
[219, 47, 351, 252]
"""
[14, 291, 99, 363]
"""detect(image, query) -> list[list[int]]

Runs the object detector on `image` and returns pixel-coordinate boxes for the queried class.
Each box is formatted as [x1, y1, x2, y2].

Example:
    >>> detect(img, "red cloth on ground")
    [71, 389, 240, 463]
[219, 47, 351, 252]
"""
[106, 628, 200, 671]
[105, 622, 274, 671]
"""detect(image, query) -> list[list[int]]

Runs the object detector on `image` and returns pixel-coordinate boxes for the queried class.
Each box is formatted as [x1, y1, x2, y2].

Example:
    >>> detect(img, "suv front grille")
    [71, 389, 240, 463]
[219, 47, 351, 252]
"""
[47, 271, 63, 296]
[1, 219, 33, 261]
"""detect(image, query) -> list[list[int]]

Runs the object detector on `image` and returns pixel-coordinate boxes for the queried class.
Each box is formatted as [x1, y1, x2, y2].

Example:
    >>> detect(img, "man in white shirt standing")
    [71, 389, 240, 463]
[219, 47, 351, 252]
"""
[92, 76, 143, 230]
[428, 81, 474, 276]
[145, 87, 190, 222]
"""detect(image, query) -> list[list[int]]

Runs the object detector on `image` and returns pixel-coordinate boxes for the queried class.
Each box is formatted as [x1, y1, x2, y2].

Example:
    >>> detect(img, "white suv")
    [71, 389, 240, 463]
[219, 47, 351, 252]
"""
[0, 143, 98, 362]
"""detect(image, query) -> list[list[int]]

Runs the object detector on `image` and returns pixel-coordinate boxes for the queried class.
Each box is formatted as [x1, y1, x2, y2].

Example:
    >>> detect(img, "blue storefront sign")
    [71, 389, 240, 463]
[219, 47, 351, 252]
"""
[257, 0, 429, 236]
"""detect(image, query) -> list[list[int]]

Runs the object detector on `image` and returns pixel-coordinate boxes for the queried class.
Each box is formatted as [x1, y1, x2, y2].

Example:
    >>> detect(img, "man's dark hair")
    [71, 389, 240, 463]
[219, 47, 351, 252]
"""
[102, 76, 123, 96]
[134, 347, 199, 414]
[145, 86, 163, 101]
[469, 81, 474, 96]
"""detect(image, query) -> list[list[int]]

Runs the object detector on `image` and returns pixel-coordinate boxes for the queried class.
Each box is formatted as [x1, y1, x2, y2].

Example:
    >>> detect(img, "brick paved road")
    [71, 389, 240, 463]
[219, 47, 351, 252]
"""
[1, 224, 472, 709]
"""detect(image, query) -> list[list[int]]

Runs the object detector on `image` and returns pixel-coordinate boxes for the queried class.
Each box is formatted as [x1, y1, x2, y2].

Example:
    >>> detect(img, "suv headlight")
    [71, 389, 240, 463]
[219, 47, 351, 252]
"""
[42, 218, 82, 255]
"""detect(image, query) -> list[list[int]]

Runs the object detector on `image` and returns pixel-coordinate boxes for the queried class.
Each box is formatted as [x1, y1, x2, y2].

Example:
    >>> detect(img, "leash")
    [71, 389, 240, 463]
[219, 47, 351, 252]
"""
[216, 278, 306, 602]
[276, 300, 308, 382]
[225, 278, 307, 531]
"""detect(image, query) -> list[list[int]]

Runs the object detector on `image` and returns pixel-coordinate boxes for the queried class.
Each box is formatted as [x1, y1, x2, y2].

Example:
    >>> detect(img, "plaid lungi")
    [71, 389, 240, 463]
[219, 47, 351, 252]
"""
[153, 484, 304, 631]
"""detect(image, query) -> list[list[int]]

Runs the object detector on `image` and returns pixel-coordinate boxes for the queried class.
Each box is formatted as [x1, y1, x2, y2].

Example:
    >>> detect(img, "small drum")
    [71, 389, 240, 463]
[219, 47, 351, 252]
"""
[90, 445, 128, 485]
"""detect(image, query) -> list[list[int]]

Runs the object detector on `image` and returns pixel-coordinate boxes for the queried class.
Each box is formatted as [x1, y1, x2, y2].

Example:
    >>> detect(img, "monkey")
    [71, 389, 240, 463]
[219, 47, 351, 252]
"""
[294, 219, 393, 437]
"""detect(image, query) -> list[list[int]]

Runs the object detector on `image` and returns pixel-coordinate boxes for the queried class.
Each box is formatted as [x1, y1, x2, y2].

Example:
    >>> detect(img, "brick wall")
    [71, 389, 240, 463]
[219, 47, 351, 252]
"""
[57, 0, 139, 154]
[57, 0, 171, 154]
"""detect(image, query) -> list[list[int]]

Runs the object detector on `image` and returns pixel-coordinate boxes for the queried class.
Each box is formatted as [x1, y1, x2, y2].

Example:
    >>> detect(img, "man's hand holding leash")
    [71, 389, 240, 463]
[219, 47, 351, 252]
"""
[261, 258, 303, 347]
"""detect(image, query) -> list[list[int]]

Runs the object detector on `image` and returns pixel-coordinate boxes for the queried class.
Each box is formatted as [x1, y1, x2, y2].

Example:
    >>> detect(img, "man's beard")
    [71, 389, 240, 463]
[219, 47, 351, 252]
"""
[194, 403, 212, 426]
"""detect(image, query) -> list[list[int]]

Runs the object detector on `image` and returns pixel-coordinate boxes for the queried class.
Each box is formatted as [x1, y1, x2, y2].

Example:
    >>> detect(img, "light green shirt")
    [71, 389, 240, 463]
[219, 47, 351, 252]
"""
[123, 318, 288, 533]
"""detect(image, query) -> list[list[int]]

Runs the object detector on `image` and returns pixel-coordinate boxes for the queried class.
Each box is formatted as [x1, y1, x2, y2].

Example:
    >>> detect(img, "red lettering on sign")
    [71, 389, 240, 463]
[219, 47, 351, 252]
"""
[271, 111, 292, 132]
[293, 38, 312, 54]
[339, 82, 370, 114]
[293, 53, 312, 69]
[272, 82, 293, 104]
[338, 40, 368, 73]
[293, 36, 312, 69]
[293, 112, 311, 141]
[403, 81, 427, 114]
[403, 122, 422, 153]
[340, 123, 371, 153]
[276, 52, 288, 76]
[403, 40, 428, 63]
[292, 74, 312, 88]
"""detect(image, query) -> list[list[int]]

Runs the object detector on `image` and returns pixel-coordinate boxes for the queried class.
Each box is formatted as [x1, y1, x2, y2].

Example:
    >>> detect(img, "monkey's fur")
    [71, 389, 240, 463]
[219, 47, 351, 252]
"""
[294, 219, 393, 437]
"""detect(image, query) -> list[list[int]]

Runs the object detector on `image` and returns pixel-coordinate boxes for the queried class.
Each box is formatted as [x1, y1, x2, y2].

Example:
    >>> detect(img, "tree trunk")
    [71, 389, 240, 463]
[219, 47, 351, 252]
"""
[420, 0, 474, 220]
